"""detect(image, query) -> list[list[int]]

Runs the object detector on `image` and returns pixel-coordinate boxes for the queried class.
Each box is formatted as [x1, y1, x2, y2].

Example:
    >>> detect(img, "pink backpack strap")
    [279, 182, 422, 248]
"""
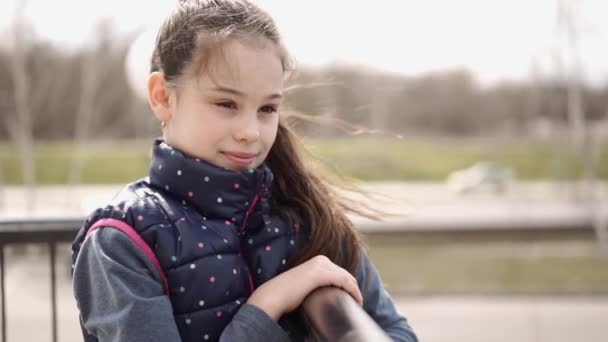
[85, 218, 169, 295]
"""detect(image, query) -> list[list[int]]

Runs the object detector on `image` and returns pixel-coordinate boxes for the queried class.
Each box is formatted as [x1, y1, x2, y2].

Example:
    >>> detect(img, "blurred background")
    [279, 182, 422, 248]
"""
[1, 0, 608, 341]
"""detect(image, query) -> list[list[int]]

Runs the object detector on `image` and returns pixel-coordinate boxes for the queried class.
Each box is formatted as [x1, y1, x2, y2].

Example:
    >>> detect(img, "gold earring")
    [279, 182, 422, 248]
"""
[161, 121, 166, 127]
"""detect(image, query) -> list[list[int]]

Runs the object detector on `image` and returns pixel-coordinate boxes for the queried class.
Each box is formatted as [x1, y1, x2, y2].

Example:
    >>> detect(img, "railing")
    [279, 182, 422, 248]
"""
[0, 218, 398, 342]
[0, 218, 82, 342]
[302, 286, 391, 341]
[0, 216, 599, 341]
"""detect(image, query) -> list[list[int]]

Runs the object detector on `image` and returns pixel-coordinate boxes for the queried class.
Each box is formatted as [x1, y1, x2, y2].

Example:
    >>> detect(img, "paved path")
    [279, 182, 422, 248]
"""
[397, 295, 608, 342]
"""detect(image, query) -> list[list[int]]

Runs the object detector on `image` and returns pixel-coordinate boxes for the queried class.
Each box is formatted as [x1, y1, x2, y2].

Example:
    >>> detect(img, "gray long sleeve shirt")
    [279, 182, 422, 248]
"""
[73, 227, 418, 342]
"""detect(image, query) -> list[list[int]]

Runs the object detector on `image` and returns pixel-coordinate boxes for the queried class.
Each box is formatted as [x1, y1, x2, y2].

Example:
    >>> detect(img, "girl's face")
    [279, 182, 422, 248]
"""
[152, 39, 285, 172]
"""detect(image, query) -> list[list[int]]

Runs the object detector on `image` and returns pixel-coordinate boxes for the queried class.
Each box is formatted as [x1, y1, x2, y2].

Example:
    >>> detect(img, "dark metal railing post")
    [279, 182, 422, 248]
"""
[1, 244, 5, 342]
[301, 286, 391, 342]
[49, 242, 58, 342]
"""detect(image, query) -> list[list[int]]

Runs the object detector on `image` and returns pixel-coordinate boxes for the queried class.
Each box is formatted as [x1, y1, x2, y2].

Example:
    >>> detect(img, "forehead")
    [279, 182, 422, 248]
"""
[189, 38, 285, 96]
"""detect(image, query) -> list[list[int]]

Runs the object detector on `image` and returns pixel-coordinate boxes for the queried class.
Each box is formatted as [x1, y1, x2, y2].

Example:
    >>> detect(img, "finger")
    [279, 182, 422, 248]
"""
[345, 272, 363, 306]
[333, 271, 363, 306]
[312, 257, 364, 306]
[347, 281, 364, 306]
[328, 265, 363, 306]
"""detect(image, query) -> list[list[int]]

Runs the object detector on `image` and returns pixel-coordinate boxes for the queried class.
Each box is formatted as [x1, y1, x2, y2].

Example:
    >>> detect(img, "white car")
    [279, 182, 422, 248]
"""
[446, 162, 514, 194]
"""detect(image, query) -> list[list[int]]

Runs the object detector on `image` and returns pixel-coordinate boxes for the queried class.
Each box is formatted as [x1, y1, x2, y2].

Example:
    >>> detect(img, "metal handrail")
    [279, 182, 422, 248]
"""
[0, 218, 82, 244]
[302, 286, 391, 342]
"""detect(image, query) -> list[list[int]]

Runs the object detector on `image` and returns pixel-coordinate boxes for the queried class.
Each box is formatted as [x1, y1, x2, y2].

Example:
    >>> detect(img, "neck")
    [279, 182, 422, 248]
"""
[147, 138, 273, 223]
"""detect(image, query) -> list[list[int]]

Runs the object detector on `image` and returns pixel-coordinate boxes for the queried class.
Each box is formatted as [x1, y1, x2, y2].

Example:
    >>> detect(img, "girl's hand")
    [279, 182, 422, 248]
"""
[246, 255, 363, 321]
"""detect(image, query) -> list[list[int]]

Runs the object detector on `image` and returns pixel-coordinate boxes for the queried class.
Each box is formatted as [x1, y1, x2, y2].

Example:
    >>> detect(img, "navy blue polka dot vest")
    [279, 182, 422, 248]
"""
[72, 139, 304, 341]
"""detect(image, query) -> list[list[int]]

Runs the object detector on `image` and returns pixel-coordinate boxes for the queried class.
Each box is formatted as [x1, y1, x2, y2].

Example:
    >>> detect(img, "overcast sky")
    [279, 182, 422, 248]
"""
[1, 0, 607, 86]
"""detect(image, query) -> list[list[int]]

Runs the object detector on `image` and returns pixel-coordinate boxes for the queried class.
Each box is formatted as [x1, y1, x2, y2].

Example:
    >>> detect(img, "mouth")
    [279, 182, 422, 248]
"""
[221, 151, 258, 167]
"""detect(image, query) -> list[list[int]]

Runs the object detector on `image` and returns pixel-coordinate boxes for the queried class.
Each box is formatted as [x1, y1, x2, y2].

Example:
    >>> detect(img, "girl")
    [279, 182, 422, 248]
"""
[71, 1, 418, 341]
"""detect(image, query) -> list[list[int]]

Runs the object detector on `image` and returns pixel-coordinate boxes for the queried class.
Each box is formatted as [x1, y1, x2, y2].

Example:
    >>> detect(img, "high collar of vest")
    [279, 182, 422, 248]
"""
[148, 139, 273, 222]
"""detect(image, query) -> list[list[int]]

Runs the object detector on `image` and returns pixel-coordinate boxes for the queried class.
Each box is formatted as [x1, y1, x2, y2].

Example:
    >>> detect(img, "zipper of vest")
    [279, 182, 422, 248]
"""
[239, 194, 260, 293]
[239, 194, 260, 236]
[240, 250, 256, 293]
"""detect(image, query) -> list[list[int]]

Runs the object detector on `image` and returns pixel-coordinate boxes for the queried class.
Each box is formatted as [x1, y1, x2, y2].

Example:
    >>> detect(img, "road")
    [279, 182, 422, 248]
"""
[2, 182, 607, 233]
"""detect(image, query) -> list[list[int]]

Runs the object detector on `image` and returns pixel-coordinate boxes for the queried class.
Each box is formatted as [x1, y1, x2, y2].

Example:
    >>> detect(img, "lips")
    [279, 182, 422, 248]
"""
[221, 151, 258, 167]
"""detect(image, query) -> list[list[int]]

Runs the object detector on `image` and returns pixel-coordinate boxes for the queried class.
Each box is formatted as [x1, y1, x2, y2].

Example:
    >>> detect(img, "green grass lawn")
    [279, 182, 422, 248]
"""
[307, 138, 608, 181]
[366, 235, 608, 294]
[1, 138, 606, 184]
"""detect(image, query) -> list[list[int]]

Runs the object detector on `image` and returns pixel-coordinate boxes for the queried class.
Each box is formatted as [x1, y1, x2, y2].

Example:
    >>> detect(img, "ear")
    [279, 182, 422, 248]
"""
[148, 71, 173, 123]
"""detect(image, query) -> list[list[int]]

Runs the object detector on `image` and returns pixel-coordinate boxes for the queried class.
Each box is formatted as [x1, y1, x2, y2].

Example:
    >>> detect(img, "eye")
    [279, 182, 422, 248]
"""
[216, 101, 237, 110]
[259, 105, 278, 114]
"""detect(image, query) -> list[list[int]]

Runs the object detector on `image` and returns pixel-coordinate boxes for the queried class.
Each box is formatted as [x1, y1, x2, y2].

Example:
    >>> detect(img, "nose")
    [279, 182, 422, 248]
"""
[233, 111, 260, 143]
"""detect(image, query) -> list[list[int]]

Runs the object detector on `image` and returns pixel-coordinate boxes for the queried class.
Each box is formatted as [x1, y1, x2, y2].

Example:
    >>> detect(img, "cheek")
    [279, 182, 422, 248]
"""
[173, 110, 228, 149]
[181, 104, 227, 136]
[261, 118, 279, 147]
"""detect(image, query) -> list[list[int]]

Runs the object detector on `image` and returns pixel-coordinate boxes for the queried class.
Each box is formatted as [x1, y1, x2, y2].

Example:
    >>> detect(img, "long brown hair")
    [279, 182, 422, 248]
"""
[151, 0, 379, 274]
[268, 115, 384, 274]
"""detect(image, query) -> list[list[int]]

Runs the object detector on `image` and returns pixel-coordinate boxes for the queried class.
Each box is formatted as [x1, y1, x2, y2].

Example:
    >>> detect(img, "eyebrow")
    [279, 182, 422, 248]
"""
[210, 86, 283, 100]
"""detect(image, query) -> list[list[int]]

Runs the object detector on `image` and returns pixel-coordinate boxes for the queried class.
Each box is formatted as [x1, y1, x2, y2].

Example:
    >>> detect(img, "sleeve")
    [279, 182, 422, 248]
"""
[73, 227, 291, 342]
[220, 304, 291, 342]
[72, 227, 182, 342]
[356, 248, 419, 342]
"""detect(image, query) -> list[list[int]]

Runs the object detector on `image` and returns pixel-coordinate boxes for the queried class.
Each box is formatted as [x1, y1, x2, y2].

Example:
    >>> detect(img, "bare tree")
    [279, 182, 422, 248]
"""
[67, 42, 101, 187]
[556, 0, 608, 254]
[5, 0, 36, 213]
[68, 20, 133, 188]
[557, 0, 591, 177]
